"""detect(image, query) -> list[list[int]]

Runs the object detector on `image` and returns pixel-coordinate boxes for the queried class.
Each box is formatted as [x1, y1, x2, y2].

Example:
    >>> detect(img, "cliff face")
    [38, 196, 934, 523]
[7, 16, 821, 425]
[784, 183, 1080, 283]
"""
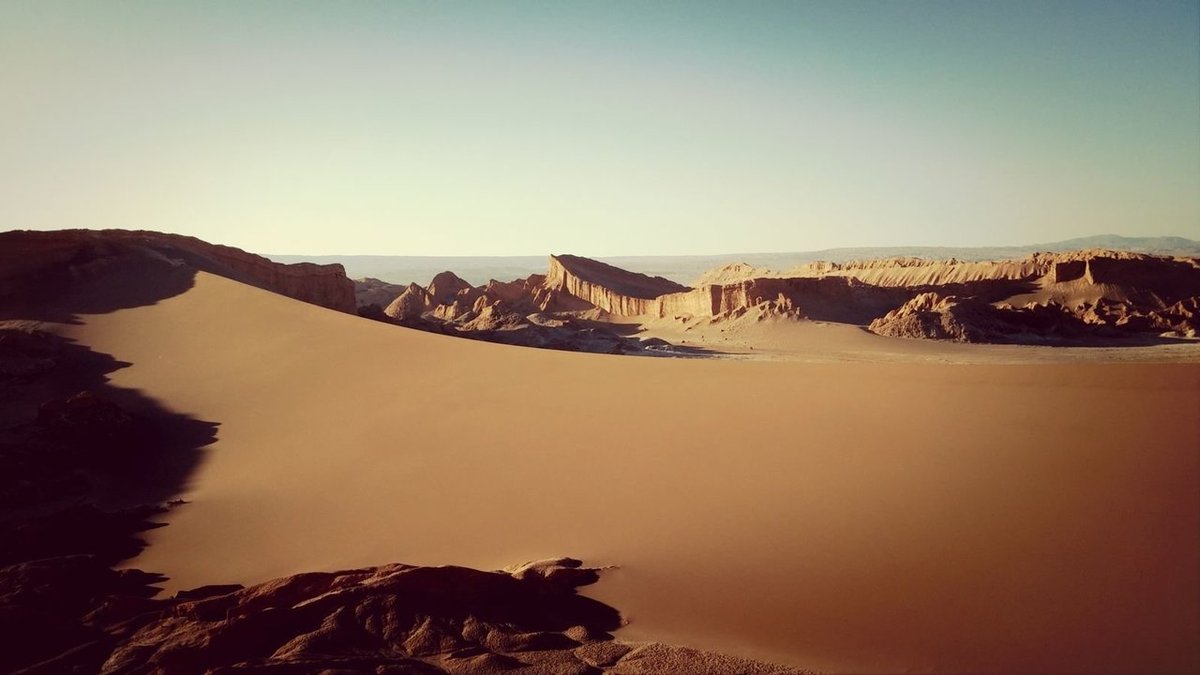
[787, 256, 1049, 288]
[779, 249, 1200, 294]
[545, 255, 687, 316]
[371, 250, 1200, 349]
[0, 230, 356, 314]
[655, 277, 912, 324]
[426, 271, 474, 306]
[201, 240, 356, 313]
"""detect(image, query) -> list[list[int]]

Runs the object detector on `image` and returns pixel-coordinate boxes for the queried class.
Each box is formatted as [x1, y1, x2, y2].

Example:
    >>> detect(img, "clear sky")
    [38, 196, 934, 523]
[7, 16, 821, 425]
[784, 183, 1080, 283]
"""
[2, 1, 1198, 255]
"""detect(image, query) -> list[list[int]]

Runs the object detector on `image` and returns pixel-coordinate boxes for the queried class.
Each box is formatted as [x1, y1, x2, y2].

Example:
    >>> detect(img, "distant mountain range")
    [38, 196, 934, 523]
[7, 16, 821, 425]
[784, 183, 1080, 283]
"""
[270, 234, 1200, 286]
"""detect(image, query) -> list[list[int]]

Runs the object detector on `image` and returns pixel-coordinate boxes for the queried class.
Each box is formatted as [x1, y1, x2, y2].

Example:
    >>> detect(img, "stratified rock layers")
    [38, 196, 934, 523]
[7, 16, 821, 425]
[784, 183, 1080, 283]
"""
[546, 254, 688, 315]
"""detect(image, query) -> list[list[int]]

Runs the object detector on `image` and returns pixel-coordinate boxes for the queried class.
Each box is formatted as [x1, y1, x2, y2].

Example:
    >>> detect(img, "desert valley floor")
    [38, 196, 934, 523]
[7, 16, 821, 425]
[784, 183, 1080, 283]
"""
[49, 270, 1199, 673]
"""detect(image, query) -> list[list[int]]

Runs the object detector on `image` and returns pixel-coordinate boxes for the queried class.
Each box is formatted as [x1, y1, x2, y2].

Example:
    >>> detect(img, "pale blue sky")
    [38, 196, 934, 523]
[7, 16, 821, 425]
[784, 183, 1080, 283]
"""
[2, 1, 1197, 255]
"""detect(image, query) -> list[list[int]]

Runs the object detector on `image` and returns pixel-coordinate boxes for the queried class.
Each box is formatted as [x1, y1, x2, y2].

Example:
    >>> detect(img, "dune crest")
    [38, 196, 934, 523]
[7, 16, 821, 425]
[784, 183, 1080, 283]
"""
[0, 229, 356, 316]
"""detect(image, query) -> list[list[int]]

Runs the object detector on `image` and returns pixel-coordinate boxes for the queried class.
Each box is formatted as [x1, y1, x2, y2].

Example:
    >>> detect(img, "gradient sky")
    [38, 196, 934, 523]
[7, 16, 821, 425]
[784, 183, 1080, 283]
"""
[2, 1, 1198, 255]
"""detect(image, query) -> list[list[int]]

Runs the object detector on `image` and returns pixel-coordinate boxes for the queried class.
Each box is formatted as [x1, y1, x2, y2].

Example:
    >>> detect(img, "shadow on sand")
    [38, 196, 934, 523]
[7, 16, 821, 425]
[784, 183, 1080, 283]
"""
[0, 240, 201, 324]
[0, 239, 632, 674]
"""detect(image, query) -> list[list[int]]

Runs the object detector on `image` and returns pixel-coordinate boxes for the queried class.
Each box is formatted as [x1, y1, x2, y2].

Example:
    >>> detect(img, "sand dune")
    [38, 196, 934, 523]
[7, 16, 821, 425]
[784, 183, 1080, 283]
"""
[40, 270, 1199, 673]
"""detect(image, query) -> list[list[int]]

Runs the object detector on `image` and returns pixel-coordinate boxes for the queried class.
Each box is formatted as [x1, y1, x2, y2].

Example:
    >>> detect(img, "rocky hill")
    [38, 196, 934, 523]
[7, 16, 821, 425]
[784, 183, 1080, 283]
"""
[654, 277, 911, 324]
[0, 230, 356, 316]
[353, 276, 409, 310]
[368, 249, 1200, 349]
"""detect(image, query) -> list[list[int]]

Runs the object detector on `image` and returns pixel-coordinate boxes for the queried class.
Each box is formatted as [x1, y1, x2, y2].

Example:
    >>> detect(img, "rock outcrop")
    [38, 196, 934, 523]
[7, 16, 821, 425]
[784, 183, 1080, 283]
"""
[374, 261, 695, 356]
[546, 254, 688, 316]
[868, 292, 1092, 343]
[869, 293, 1015, 342]
[655, 277, 912, 324]
[1, 554, 810, 675]
[779, 249, 1200, 295]
[384, 283, 433, 320]
[201, 240, 356, 313]
[693, 262, 777, 287]
[374, 250, 1200, 350]
[786, 254, 1052, 288]
[426, 271, 475, 306]
[0, 230, 356, 314]
[354, 277, 409, 309]
[1075, 295, 1200, 337]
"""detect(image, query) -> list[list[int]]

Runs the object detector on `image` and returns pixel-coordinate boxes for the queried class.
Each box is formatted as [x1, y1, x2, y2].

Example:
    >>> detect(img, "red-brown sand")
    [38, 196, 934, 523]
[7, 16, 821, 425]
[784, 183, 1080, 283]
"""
[51, 271, 1200, 673]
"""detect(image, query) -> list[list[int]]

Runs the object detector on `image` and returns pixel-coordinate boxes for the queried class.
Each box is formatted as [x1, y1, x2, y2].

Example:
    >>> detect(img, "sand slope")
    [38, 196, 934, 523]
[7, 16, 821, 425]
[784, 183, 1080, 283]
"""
[55, 271, 1199, 674]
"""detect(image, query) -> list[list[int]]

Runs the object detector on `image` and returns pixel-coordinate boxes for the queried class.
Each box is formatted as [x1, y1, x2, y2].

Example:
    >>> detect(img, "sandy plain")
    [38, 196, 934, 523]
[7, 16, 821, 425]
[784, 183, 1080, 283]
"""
[46, 271, 1200, 673]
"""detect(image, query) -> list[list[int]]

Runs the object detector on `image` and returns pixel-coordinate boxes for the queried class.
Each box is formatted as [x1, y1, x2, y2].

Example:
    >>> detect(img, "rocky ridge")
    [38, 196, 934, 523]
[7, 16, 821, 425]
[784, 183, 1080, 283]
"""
[372, 261, 687, 355]
[355, 277, 410, 311]
[864, 252, 1200, 342]
[0, 230, 356, 315]
[545, 255, 688, 316]
[86, 557, 808, 675]
[867, 293, 1084, 343]
[365, 249, 1200, 349]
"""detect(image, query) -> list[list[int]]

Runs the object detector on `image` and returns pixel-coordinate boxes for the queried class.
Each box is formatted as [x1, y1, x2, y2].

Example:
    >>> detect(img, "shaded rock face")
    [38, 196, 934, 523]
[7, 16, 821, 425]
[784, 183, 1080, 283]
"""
[868, 292, 1091, 343]
[426, 271, 475, 306]
[777, 250, 1200, 343]
[0, 229, 356, 316]
[0, 328, 217, 674]
[1159, 297, 1200, 337]
[207, 241, 356, 314]
[3, 554, 809, 675]
[354, 277, 409, 309]
[869, 293, 1013, 342]
[99, 557, 620, 675]
[1077, 295, 1200, 337]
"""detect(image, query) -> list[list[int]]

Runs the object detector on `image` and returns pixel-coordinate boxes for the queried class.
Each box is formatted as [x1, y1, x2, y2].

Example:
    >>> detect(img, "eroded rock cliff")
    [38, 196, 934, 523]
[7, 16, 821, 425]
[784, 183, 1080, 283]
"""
[373, 250, 1200, 349]
[546, 254, 688, 316]
[655, 277, 912, 324]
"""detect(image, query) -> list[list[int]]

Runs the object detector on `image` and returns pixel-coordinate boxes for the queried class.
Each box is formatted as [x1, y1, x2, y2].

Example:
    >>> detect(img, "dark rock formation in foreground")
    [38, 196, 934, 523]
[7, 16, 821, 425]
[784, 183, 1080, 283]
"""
[5, 555, 809, 675]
